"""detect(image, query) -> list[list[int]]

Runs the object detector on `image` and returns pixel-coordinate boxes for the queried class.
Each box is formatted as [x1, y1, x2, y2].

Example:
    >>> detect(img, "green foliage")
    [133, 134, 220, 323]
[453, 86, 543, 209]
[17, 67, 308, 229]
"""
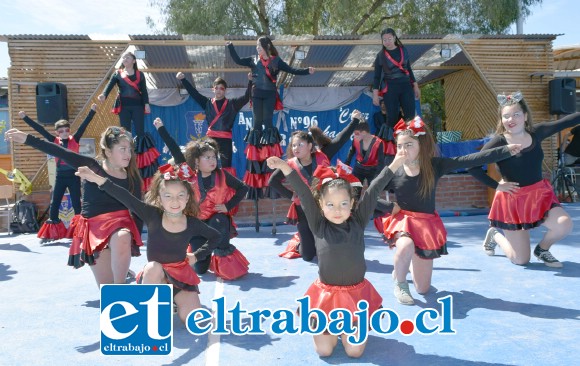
[148, 0, 543, 36]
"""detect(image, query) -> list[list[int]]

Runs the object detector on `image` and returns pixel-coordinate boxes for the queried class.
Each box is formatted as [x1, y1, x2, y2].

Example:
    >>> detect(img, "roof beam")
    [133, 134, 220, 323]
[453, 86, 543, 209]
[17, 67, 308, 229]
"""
[142, 65, 471, 73]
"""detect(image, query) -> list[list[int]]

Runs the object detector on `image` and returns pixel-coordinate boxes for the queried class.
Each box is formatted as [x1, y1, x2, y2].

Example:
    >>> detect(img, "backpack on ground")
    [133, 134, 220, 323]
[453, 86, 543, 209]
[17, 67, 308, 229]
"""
[10, 200, 39, 234]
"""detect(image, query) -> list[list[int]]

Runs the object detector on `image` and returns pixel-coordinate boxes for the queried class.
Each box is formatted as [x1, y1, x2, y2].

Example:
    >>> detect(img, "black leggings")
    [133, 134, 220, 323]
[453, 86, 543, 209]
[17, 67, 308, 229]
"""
[119, 105, 145, 137]
[214, 137, 233, 168]
[252, 93, 276, 130]
[296, 205, 316, 262]
[50, 175, 82, 221]
[190, 213, 232, 274]
[384, 78, 415, 126]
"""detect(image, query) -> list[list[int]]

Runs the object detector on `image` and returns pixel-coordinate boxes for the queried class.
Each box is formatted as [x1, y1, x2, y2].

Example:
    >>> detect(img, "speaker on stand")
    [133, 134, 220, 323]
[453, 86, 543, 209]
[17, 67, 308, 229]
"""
[36, 82, 68, 125]
[549, 78, 576, 115]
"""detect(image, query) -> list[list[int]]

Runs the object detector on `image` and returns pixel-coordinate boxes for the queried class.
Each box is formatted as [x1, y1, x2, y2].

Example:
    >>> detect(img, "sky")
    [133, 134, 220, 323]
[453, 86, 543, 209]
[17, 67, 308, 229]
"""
[1, 0, 580, 78]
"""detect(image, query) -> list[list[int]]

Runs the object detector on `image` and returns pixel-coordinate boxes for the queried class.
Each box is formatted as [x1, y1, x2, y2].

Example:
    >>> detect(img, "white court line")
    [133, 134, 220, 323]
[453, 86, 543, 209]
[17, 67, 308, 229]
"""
[205, 276, 224, 366]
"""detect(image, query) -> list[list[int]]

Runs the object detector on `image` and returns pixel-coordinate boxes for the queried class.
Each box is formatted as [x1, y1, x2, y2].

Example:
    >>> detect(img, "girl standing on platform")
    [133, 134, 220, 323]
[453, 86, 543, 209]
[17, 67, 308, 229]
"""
[98, 51, 160, 190]
[269, 110, 363, 261]
[377, 117, 521, 305]
[75, 163, 221, 323]
[468, 92, 580, 268]
[266, 154, 404, 358]
[227, 37, 315, 198]
[5, 126, 143, 286]
[154, 118, 250, 280]
[18, 103, 96, 242]
[372, 28, 419, 123]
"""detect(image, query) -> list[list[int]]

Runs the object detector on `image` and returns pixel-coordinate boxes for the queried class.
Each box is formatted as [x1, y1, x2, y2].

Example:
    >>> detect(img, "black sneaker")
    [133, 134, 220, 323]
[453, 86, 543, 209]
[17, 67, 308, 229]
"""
[533, 245, 563, 268]
[482, 227, 498, 256]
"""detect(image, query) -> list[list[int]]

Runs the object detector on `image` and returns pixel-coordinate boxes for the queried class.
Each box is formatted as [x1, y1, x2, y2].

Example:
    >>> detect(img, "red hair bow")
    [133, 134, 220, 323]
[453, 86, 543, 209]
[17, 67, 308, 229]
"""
[158, 163, 194, 182]
[313, 164, 362, 190]
[393, 116, 427, 137]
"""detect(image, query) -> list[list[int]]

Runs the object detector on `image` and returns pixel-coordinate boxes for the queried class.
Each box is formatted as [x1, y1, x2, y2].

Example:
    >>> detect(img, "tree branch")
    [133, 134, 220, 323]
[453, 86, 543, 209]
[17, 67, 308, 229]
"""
[350, 0, 387, 35]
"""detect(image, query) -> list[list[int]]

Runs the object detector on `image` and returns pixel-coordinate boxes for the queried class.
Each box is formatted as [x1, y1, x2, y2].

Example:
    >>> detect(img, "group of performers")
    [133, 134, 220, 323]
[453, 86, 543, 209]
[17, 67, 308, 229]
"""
[7, 30, 580, 358]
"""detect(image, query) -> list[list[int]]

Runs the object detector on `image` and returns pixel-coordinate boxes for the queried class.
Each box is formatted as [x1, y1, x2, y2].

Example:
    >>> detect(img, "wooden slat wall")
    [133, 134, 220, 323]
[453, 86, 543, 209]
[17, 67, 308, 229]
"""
[7, 40, 128, 197]
[444, 69, 498, 140]
[446, 39, 557, 169]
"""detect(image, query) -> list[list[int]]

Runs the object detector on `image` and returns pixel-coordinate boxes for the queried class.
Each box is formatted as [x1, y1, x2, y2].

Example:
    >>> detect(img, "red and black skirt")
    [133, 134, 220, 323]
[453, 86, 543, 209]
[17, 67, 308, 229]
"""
[382, 209, 448, 259]
[137, 259, 200, 294]
[303, 278, 383, 321]
[134, 133, 160, 192]
[65, 214, 82, 239]
[279, 232, 302, 259]
[37, 220, 67, 241]
[67, 210, 142, 268]
[489, 179, 560, 231]
[210, 245, 249, 280]
[285, 202, 299, 225]
[243, 127, 283, 199]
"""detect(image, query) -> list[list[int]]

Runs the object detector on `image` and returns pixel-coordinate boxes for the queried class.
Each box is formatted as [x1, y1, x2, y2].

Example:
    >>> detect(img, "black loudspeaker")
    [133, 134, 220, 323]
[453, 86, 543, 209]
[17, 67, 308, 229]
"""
[549, 78, 576, 115]
[36, 82, 68, 125]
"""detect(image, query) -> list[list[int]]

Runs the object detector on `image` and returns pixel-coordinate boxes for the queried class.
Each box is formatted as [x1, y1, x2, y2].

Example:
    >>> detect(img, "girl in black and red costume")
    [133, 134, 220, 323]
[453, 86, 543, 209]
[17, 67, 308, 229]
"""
[18, 104, 96, 242]
[154, 118, 250, 280]
[345, 120, 386, 192]
[371, 28, 420, 123]
[176, 72, 251, 174]
[269, 110, 362, 260]
[376, 118, 521, 305]
[76, 163, 220, 323]
[227, 37, 315, 198]
[266, 154, 404, 358]
[98, 51, 160, 191]
[468, 92, 580, 268]
[6, 126, 144, 286]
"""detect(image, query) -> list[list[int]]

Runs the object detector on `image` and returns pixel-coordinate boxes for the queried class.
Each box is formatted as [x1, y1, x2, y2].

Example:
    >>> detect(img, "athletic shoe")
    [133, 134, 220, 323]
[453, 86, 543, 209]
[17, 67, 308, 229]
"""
[533, 245, 563, 268]
[394, 281, 415, 305]
[482, 227, 498, 256]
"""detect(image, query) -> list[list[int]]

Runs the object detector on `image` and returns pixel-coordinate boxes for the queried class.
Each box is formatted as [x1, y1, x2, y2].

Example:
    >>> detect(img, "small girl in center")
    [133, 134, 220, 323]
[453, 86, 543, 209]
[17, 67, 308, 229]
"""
[154, 118, 250, 280]
[75, 163, 221, 323]
[266, 153, 404, 358]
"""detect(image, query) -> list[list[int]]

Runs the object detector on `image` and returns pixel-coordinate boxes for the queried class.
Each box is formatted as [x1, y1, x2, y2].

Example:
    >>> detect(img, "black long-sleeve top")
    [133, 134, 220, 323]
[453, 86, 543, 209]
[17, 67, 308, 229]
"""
[99, 178, 220, 262]
[372, 46, 416, 90]
[157, 126, 247, 210]
[468, 113, 580, 189]
[228, 43, 309, 96]
[385, 147, 513, 214]
[268, 117, 361, 199]
[181, 78, 252, 112]
[102, 70, 149, 107]
[288, 164, 395, 286]
[22, 110, 96, 174]
[25, 134, 142, 218]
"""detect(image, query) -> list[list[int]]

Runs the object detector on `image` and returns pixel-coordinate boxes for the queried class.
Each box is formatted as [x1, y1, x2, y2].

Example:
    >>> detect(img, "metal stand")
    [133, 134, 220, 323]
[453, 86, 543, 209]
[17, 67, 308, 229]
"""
[254, 198, 260, 232]
[552, 132, 578, 202]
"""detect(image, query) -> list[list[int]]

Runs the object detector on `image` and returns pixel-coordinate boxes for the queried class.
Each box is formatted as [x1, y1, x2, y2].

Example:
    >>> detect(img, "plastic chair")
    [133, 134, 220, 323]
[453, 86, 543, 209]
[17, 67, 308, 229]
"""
[0, 185, 15, 235]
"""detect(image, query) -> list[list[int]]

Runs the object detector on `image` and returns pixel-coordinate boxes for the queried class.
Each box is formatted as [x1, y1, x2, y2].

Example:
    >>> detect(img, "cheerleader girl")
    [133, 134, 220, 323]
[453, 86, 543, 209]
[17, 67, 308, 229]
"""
[5, 126, 143, 286]
[266, 153, 404, 358]
[468, 92, 580, 268]
[75, 163, 220, 322]
[269, 110, 363, 261]
[18, 104, 96, 242]
[98, 51, 160, 190]
[154, 118, 250, 280]
[227, 37, 315, 198]
[378, 117, 521, 305]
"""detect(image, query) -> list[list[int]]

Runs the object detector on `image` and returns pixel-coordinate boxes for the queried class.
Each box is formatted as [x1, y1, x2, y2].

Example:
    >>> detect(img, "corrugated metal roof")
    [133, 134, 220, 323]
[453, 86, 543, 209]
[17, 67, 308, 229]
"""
[1, 34, 91, 40]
